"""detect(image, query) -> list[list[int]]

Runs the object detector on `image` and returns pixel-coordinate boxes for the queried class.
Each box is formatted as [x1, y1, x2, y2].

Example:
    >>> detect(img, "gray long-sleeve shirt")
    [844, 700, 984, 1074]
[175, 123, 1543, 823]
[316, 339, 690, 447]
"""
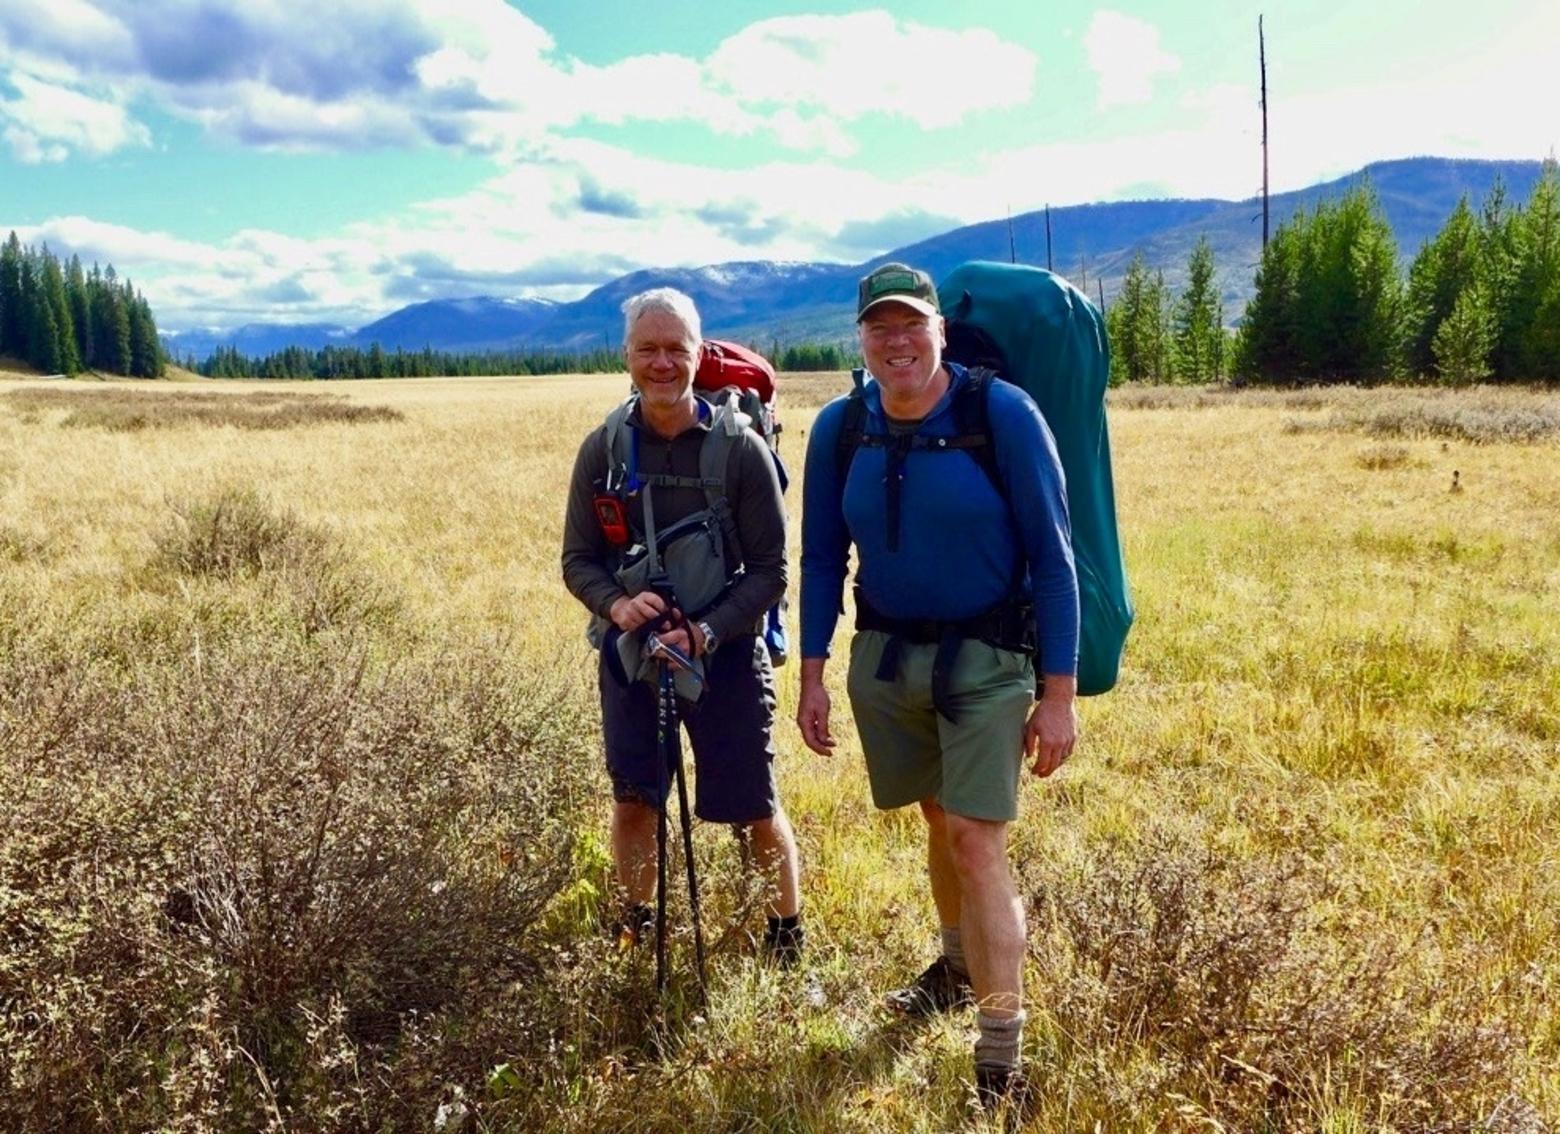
[561, 398, 786, 645]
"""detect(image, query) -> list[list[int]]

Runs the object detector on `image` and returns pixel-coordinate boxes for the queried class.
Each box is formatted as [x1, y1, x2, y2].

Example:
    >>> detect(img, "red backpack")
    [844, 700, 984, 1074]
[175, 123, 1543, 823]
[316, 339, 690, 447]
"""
[696, 340, 779, 451]
[694, 339, 789, 664]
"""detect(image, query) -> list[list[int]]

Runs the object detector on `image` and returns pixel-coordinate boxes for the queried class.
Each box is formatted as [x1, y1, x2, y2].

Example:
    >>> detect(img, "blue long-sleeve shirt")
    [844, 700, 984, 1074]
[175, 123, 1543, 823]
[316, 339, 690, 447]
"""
[800, 363, 1080, 677]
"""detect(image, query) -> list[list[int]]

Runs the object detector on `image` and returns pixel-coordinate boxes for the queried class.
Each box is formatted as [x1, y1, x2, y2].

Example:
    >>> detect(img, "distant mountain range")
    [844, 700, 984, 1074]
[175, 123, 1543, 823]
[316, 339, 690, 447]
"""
[163, 157, 1548, 359]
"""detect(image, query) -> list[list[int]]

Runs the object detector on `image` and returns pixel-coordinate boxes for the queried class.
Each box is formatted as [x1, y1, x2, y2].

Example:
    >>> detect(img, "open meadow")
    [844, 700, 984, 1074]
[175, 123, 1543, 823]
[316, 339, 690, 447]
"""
[2, 372, 1557, 1132]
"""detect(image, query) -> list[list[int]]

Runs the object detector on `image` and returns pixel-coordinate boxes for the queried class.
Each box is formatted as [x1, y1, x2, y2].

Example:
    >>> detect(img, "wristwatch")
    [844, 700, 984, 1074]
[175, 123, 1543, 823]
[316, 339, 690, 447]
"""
[695, 620, 720, 656]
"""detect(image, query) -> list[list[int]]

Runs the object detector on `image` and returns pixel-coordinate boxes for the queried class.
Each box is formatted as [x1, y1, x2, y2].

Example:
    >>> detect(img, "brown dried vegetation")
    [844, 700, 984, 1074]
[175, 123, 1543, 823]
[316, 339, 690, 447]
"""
[1026, 827, 1521, 1131]
[1, 386, 403, 431]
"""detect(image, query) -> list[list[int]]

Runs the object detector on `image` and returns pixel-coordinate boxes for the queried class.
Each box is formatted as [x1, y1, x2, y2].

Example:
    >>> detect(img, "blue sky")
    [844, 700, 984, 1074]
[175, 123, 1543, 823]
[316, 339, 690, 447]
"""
[2, 0, 1555, 333]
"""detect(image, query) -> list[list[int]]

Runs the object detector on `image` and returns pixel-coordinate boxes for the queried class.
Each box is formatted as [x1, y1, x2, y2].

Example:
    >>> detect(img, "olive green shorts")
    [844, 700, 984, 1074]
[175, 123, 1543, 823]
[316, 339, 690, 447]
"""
[845, 630, 1036, 822]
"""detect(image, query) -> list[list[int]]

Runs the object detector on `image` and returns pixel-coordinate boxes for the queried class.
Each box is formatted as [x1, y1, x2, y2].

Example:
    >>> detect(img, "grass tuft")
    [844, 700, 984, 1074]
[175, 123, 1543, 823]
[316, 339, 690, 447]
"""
[150, 488, 396, 635]
[0, 524, 49, 562]
[1353, 442, 1414, 469]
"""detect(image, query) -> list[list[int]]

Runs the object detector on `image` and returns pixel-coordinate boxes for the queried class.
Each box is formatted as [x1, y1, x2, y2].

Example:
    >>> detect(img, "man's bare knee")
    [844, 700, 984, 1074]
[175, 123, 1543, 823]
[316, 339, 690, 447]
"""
[943, 814, 1008, 880]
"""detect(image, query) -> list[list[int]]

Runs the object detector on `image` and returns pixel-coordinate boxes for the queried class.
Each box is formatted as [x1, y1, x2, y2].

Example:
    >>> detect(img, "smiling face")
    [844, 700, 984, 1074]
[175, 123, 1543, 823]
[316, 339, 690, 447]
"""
[625, 307, 699, 422]
[858, 300, 948, 417]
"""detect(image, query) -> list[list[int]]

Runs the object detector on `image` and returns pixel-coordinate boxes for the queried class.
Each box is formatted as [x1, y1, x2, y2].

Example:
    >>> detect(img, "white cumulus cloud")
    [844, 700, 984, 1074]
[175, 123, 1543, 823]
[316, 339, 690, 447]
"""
[0, 72, 149, 162]
[706, 12, 1035, 128]
[1085, 10, 1181, 109]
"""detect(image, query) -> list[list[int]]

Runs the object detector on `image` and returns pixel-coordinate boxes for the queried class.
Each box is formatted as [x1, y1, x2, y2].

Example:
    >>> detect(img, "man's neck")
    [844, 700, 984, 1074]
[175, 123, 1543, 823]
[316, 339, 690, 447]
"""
[640, 395, 700, 440]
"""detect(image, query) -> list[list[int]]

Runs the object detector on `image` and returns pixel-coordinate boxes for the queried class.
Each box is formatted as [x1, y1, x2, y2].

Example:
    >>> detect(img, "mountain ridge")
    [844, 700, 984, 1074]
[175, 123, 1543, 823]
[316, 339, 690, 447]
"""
[164, 156, 1548, 359]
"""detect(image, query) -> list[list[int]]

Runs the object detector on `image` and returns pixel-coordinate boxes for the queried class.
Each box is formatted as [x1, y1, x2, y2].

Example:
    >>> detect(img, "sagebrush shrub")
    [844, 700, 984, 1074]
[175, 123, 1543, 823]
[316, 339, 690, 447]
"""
[1025, 827, 1518, 1131]
[0, 624, 597, 1131]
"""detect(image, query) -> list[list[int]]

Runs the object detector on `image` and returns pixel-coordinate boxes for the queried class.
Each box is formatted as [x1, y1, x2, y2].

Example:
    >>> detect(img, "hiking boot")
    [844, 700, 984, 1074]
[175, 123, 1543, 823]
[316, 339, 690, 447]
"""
[974, 1061, 1028, 1116]
[613, 903, 656, 950]
[884, 956, 972, 1017]
[761, 921, 805, 968]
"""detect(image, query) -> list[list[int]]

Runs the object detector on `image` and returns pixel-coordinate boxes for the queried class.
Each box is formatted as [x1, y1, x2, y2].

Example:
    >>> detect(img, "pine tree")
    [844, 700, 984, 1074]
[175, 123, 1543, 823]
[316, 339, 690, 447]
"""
[1105, 252, 1171, 383]
[1172, 237, 1224, 383]
[1404, 197, 1481, 377]
[22, 257, 64, 373]
[67, 255, 93, 369]
[1234, 218, 1303, 382]
[1294, 185, 1402, 381]
[92, 268, 132, 374]
[1432, 283, 1496, 384]
[1477, 177, 1523, 380]
[1106, 254, 1146, 383]
[126, 291, 156, 377]
[1510, 159, 1560, 381]
[0, 232, 23, 357]
[41, 250, 80, 375]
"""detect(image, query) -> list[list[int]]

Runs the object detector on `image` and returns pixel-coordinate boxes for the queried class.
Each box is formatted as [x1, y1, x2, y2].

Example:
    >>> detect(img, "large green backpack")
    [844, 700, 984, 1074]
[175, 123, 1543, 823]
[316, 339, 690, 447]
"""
[938, 260, 1133, 695]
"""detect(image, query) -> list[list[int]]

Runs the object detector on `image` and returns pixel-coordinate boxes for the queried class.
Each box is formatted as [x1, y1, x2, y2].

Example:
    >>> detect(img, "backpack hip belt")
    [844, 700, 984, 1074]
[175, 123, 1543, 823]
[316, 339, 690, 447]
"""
[853, 584, 1034, 725]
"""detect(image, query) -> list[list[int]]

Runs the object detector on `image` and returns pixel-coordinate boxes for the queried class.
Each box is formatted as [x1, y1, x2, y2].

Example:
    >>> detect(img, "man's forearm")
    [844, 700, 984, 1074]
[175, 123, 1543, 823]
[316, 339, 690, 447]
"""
[1040, 672, 1076, 701]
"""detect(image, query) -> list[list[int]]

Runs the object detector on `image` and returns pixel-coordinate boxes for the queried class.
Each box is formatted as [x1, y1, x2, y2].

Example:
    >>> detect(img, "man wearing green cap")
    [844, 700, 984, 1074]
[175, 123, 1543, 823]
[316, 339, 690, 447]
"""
[797, 262, 1080, 1107]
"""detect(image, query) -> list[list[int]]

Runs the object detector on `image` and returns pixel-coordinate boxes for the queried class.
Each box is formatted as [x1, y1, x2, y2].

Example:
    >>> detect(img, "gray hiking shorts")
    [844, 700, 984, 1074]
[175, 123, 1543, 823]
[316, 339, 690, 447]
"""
[599, 635, 779, 824]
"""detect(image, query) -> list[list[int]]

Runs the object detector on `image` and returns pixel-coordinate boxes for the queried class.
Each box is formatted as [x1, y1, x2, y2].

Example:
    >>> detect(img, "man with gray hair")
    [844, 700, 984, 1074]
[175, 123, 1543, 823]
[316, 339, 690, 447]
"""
[562, 287, 803, 963]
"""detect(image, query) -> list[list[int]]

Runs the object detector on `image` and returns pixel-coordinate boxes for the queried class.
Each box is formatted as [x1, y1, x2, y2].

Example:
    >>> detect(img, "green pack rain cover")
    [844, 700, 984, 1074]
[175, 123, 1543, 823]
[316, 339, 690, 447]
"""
[938, 261, 1133, 695]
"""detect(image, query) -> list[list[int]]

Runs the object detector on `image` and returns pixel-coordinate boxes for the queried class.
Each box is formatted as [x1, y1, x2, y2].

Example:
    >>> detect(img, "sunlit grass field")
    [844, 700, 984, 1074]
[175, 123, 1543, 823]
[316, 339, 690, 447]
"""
[2, 372, 1556, 1132]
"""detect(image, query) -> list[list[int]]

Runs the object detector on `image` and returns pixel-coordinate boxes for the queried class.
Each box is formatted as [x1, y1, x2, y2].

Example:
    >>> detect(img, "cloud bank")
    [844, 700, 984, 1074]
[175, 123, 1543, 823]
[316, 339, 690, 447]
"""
[0, 2, 1037, 160]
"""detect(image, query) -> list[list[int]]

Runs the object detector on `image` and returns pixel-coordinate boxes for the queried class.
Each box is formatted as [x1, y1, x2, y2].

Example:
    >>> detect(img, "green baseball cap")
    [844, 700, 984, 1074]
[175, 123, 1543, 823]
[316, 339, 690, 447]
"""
[856, 262, 939, 321]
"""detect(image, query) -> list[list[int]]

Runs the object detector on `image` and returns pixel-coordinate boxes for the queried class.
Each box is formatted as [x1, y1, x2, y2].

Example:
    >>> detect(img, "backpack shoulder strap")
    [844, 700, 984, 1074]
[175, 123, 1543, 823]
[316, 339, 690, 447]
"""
[953, 366, 1005, 504]
[602, 394, 638, 490]
[697, 394, 743, 562]
[835, 372, 870, 484]
[699, 395, 739, 509]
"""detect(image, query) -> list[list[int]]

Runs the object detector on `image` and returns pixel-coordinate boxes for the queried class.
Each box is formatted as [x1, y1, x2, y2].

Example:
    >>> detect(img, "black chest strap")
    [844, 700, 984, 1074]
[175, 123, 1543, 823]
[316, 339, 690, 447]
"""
[835, 368, 1003, 552]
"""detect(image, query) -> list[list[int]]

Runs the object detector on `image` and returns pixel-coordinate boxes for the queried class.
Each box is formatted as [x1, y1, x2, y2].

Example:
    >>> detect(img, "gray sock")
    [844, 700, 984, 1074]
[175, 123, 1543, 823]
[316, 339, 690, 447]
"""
[940, 926, 968, 977]
[974, 1009, 1026, 1070]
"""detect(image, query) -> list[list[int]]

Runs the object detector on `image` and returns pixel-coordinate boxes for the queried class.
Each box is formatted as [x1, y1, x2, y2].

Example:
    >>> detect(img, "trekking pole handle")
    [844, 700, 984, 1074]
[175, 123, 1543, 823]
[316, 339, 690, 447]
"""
[646, 634, 702, 682]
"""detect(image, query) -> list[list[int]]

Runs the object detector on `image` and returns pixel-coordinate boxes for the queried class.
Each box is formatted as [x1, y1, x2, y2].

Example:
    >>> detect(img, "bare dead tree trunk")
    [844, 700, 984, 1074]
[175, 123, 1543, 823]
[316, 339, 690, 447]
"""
[1045, 205, 1053, 272]
[1261, 14, 1270, 249]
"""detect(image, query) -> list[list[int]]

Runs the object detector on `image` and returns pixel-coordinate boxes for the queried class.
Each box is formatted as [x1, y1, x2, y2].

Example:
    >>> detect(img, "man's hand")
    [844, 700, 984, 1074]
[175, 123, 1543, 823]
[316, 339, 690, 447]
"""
[609, 591, 669, 633]
[655, 623, 696, 669]
[1023, 673, 1078, 778]
[796, 658, 836, 756]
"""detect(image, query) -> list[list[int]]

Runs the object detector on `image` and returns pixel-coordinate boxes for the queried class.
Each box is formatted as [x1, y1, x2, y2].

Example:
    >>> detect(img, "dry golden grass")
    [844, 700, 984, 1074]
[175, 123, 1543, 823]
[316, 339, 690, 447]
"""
[2, 373, 1557, 1131]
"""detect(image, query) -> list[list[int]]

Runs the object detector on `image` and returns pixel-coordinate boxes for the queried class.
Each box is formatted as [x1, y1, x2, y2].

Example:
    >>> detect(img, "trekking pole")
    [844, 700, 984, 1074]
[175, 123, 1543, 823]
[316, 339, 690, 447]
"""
[670, 689, 709, 1002]
[655, 655, 673, 992]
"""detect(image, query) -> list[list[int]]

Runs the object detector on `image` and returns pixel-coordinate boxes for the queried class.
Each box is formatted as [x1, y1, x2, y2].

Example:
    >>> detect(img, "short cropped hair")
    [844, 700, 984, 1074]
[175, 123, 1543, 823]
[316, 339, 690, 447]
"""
[621, 287, 702, 348]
